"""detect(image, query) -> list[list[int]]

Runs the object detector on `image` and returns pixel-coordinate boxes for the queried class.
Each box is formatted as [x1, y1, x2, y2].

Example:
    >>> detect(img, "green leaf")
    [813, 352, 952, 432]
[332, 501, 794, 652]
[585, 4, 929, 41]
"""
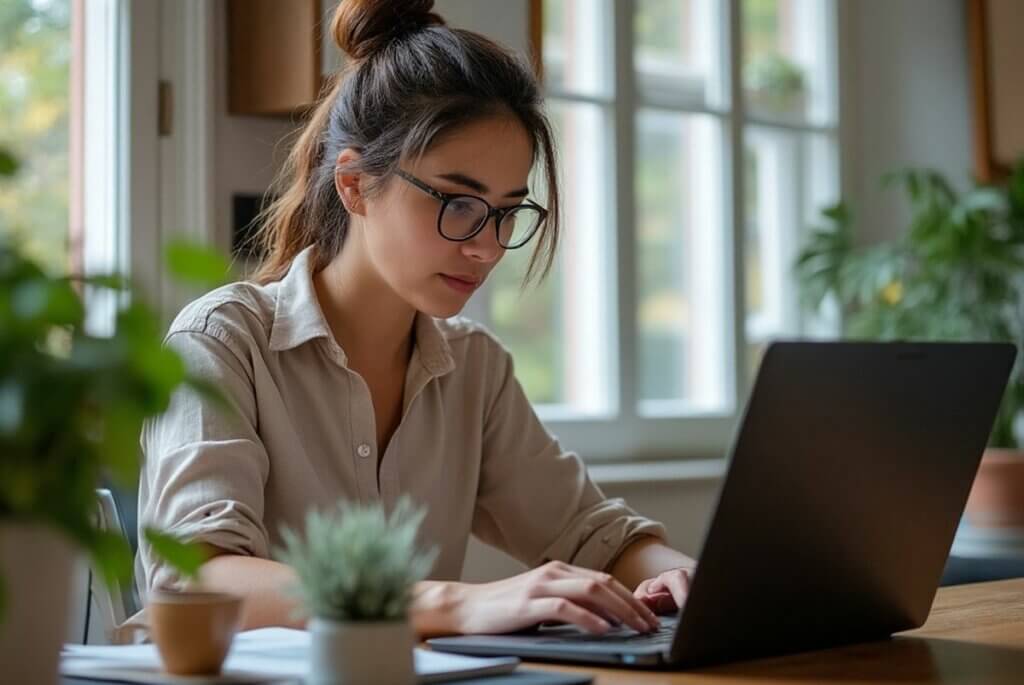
[184, 375, 229, 409]
[822, 202, 852, 225]
[11, 278, 84, 326]
[87, 529, 134, 586]
[67, 274, 130, 291]
[0, 148, 18, 177]
[164, 240, 232, 289]
[129, 342, 187, 412]
[96, 406, 146, 486]
[144, 528, 206, 581]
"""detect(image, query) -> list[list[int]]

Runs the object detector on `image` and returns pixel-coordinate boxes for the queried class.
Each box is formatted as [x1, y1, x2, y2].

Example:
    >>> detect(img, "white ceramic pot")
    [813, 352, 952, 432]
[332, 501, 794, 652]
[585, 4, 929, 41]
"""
[0, 522, 76, 685]
[308, 616, 415, 685]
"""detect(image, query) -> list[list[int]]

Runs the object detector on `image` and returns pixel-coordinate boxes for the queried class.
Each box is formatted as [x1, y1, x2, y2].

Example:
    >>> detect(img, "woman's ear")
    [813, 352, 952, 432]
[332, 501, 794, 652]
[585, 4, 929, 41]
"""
[334, 148, 366, 215]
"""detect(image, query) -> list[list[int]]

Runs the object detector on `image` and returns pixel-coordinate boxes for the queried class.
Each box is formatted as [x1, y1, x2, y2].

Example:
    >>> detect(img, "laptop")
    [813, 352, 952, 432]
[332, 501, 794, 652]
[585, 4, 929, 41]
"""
[429, 341, 1016, 669]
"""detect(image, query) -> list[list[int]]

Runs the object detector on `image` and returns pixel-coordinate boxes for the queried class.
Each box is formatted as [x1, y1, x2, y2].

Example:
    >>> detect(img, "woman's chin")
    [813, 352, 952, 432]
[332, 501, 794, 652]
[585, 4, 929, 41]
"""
[414, 293, 470, 320]
[424, 302, 468, 319]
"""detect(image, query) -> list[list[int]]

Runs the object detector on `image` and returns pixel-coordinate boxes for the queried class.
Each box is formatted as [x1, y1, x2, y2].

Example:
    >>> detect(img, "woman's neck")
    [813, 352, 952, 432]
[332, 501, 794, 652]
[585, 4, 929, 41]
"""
[312, 244, 415, 370]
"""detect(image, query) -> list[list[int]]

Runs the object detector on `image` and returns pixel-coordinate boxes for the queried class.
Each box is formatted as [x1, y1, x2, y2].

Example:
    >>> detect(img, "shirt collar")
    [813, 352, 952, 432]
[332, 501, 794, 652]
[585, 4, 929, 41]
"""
[268, 246, 333, 353]
[268, 246, 456, 378]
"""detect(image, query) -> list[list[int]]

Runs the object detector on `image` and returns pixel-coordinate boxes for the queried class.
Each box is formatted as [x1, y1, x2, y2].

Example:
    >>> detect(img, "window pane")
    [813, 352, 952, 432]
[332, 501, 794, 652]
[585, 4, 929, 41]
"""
[634, 0, 725, 109]
[743, 0, 834, 125]
[636, 110, 729, 413]
[486, 228, 564, 405]
[744, 126, 838, 371]
[542, 0, 612, 98]
[0, 0, 73, 274]
[486, 101, 613, 414]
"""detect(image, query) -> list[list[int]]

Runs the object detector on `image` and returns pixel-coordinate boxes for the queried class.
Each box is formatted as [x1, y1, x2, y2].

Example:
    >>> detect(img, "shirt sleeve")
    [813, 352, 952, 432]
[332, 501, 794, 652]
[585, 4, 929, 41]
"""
[138, 322, 271, 593]
[471, 346, 668, 572]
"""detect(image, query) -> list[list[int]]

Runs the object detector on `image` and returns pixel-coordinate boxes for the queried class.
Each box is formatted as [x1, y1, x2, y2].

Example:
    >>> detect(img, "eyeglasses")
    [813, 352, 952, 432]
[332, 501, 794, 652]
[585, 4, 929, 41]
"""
[394, 169, 548, 250]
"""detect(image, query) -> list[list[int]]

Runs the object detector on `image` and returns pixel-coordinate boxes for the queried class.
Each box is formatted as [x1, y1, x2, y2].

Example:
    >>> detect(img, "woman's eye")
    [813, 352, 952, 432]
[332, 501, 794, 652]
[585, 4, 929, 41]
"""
[449, 199, 476, 215]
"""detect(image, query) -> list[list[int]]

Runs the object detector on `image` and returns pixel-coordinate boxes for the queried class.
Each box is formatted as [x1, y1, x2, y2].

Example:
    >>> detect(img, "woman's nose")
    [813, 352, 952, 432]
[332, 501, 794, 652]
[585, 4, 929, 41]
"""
[461, 218, 504, 263]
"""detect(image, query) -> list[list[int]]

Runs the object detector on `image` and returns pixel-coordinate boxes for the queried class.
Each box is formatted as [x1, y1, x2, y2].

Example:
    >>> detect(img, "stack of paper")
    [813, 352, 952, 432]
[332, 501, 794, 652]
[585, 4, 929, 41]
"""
[62, 627, 520, 684]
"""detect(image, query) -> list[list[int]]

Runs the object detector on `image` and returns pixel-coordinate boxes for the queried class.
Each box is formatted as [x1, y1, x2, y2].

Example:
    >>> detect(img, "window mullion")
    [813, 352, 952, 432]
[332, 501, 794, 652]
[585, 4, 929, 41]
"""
[613, 0, 638, 423]
[726, 0, 750, 404]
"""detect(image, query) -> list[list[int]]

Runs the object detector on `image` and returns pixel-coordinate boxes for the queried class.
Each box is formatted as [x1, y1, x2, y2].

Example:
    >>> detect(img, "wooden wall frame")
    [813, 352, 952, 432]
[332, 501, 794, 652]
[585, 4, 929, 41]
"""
[967, 0, 1024, 182]
[227, 0, 322, 116]
[529, 0, 543, 82]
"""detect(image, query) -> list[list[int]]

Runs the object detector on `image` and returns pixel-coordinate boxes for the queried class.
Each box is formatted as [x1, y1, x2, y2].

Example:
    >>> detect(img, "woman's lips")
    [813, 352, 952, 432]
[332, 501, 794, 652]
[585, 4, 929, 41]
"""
[440, 274, 481, 294]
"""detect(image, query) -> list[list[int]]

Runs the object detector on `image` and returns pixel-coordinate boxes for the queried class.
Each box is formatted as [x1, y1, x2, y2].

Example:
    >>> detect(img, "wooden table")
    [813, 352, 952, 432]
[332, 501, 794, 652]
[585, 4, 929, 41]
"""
[525, 578, 1024, 684]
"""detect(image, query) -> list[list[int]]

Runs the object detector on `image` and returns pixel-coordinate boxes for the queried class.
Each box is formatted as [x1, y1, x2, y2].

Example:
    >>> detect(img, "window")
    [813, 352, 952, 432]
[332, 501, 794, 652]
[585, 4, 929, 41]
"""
[1, 0, 75, 275]
[468, 0, 840, 461]
[1, 0, 162, 333]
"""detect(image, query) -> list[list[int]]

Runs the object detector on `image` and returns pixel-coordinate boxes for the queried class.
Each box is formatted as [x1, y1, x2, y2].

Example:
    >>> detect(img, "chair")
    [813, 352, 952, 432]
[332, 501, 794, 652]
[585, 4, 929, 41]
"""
[86, 488, 142, 644]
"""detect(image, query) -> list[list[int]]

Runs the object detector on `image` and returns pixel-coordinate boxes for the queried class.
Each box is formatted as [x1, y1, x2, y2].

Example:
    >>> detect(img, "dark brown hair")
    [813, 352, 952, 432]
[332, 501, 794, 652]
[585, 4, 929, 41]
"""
[252, 0, 561, 286]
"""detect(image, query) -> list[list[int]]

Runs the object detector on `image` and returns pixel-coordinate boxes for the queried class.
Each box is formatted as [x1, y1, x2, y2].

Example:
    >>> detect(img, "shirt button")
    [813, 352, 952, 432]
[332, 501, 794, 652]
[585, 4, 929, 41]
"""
[357, 444, 372, 458]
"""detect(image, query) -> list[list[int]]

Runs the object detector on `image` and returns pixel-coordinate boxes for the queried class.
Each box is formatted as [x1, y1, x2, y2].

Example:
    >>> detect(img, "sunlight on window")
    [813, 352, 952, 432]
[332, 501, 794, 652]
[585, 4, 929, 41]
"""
[742, 0, 839, 372]
[0, 0, 73, 275]
[486, 101, 613, 414]
[635, 111, 727, 412]
[634, 0, 725, 109]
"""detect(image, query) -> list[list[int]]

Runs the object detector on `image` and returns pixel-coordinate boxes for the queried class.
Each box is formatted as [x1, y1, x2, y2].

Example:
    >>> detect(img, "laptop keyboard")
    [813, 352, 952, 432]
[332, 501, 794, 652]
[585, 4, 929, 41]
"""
[538, 619, 677, 646]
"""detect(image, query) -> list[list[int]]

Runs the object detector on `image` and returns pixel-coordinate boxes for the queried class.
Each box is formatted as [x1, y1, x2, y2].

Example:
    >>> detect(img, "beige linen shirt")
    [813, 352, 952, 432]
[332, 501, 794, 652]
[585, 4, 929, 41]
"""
[138, 246, 666, 594]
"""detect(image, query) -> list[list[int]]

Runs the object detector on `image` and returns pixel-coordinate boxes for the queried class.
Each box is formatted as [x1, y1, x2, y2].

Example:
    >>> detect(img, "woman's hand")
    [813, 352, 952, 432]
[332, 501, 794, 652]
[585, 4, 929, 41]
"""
[633, 567, 695, 615]
[450, 561, 662, 636]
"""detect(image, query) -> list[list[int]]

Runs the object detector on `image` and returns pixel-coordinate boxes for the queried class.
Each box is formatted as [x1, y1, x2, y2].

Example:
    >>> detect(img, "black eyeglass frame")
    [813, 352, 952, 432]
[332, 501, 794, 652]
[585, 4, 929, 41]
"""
[394, 169, 548, 249]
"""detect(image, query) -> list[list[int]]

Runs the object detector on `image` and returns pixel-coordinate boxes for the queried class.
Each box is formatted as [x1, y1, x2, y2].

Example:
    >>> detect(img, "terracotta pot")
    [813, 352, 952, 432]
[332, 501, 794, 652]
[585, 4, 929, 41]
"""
[0, 522, 76, 685]
[147, 590, 244, 675]
[965, 448, 1024, 527]
[308, 617, 415, 685]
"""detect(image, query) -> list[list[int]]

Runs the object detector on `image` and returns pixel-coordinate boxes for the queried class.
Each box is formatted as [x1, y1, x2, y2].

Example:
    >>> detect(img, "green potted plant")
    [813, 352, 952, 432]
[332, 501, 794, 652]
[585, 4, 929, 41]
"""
[795, 159, 1024, 529]
[744, 52, 807, 117]
[276, 497, 437, 685]
[0, 145, 232, 682]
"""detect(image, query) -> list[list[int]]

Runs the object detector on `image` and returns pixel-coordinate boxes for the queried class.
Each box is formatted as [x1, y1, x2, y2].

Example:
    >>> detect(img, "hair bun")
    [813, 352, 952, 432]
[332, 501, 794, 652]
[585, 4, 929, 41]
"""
[332, 0, 445, 61]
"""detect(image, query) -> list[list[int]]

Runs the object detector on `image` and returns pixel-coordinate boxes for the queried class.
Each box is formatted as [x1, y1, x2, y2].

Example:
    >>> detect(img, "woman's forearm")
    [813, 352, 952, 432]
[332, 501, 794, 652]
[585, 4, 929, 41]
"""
[199, 554, 306, 629]
[199, 554, 467, 637]
[609, 536, 697, 590]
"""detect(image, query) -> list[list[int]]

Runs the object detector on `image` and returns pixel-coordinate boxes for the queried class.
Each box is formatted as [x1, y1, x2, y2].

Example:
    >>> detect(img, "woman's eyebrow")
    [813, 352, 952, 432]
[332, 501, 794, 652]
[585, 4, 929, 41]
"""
[437, 172, 530, 198]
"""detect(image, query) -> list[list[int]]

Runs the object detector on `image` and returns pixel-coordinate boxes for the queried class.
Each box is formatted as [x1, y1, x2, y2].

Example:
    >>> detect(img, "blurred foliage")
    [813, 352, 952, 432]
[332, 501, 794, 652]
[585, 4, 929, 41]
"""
[744, 52, 805, 110]
[0, 0, 72, 274]
[0, 144, 232, 605]
[634, 0, 687, 58]
[743, 0, 807, 116]
[143, 528, 205, 582]
[795, 160, 1024, 448]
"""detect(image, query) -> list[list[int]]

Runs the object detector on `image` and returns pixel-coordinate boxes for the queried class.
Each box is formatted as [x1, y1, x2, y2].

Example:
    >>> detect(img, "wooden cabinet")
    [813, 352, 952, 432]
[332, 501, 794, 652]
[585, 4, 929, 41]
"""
[226, 0, 326, 116]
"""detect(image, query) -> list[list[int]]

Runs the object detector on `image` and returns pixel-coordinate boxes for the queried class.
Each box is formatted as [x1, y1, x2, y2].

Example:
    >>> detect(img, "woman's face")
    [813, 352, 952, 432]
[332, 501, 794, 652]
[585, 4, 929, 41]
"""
[354, 114, 535, 319]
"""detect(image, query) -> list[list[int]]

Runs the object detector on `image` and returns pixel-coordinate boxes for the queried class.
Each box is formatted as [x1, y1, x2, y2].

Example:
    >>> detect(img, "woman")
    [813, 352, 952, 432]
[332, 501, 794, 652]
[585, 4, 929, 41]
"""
[139, 0, 697, 638]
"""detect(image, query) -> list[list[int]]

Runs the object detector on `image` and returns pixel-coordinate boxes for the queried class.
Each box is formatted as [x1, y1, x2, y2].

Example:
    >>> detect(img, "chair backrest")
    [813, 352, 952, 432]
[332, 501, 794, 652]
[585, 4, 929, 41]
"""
[91, 488, 141, 641]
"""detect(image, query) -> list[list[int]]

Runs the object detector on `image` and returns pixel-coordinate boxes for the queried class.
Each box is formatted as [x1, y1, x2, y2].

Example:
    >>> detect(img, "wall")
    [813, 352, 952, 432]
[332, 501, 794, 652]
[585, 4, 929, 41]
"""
[211, 1, 297, 254]
[842, 0, 974, 245]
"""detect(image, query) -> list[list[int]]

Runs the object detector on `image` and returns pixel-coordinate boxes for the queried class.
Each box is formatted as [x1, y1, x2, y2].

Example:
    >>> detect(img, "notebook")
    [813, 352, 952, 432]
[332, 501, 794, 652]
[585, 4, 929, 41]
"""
[61, 627, 519, 683]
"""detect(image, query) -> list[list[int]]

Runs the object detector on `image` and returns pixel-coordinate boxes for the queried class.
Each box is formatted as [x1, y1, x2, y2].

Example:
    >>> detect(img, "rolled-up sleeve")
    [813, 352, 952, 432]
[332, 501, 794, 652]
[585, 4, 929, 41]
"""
[471, 348, 667, 572]
[138, 322, 270, 592]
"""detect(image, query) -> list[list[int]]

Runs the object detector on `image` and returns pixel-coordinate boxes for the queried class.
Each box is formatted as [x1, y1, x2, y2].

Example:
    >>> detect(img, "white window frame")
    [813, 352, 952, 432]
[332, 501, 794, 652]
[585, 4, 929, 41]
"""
[80, 0, 161, 334]
[517, 0, 842, 461]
